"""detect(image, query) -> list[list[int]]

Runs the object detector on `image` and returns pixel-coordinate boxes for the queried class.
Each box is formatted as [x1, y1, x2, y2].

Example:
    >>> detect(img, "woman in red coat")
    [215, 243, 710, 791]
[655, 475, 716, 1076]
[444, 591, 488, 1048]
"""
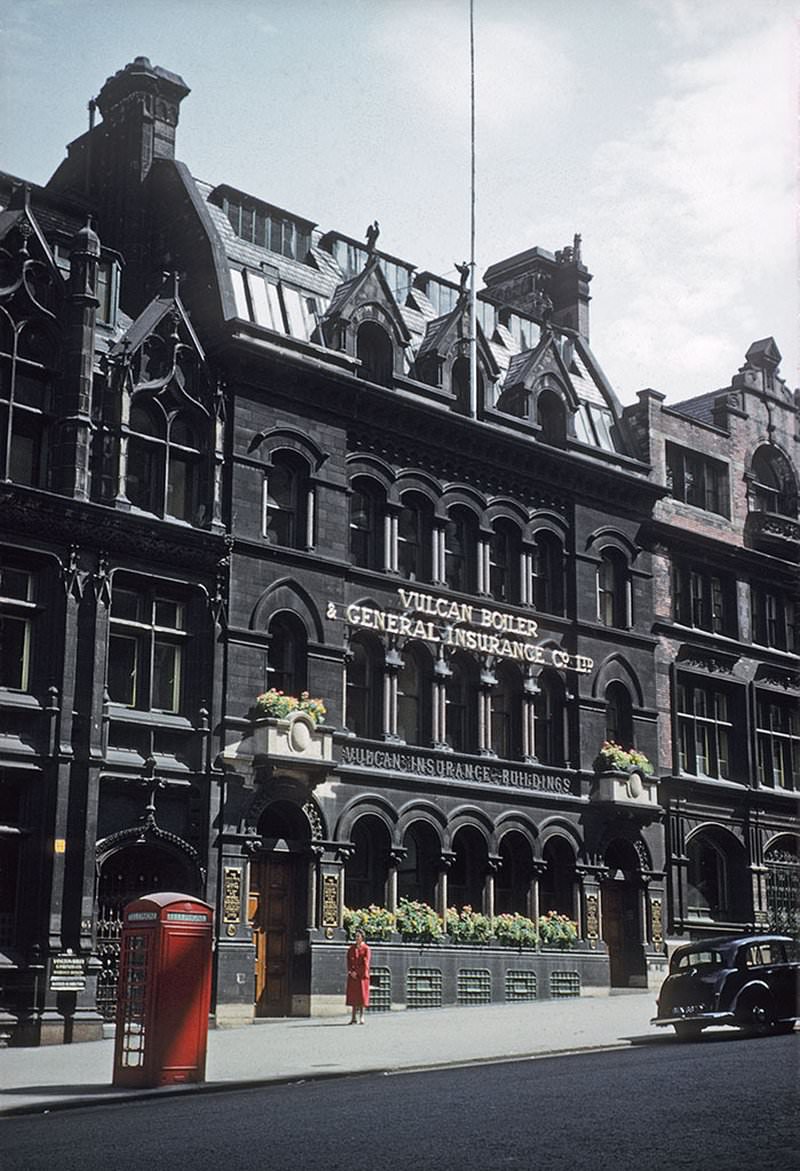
[346, 928, 371, 1024]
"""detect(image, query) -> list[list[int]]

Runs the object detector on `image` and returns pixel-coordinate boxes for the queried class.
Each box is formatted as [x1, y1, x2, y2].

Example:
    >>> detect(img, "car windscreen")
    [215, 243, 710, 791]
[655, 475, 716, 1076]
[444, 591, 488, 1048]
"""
[672, 949, 725, 972]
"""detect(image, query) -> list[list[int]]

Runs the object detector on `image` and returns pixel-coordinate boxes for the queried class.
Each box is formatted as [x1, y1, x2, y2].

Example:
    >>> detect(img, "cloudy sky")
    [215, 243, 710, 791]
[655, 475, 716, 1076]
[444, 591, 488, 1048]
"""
[1, 0, 796, 403]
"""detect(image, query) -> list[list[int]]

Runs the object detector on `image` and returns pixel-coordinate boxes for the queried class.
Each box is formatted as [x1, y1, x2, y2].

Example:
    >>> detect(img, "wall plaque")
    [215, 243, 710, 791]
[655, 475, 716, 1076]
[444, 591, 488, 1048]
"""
[50, 952, 87, 992]
[223, 867, 243, 924]
[585, 894, 599, 941]
[322, 874, 339, 928]
[650, 898, 663, 948]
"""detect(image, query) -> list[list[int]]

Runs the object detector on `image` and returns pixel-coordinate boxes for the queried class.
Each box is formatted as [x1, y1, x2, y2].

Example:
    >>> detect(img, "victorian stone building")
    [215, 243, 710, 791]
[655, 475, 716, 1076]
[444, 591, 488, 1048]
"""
[0, 57, 794, 1045]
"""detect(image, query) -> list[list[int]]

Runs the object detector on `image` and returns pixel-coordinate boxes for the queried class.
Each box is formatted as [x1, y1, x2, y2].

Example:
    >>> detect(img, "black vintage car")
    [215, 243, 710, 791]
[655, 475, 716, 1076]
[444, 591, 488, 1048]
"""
[652, 934, 800, 1040]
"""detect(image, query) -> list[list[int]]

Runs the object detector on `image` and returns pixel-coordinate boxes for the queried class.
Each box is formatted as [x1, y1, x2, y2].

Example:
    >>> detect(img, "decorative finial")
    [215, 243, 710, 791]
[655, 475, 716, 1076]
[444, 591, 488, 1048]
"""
[455, 261, 470, 293]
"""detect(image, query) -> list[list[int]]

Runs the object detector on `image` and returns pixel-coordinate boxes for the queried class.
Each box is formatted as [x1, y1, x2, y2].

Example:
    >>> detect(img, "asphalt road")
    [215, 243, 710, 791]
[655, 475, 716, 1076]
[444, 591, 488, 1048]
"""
[3, 1032, 798, 1171]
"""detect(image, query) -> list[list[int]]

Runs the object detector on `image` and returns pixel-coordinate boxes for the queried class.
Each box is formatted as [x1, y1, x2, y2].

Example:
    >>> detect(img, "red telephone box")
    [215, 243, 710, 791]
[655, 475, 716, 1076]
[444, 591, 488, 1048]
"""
[113, 892, 214, 1088]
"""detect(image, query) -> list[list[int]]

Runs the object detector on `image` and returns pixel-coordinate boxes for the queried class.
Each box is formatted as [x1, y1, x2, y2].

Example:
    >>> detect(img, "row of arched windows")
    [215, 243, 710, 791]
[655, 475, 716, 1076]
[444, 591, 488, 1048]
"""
[345, 815, 577, 919]
[267, 608, 636, 765]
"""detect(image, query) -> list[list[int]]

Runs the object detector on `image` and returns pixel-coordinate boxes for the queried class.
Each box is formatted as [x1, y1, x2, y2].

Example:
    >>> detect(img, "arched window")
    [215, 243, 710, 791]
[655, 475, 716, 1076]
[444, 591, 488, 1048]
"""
[489, 519, 521, 604]
[531, 531, 564, 615]
[605, 681, 633, 749]
[268, 612, 307, 696]
[398, 821, 439, 905]
[346, 634, 383, 738]
[750, 446, 797, 517]
[264, 452, 309, 549]
[534, 669, 565, 765]
[444, 507, 478, 594]
[496, 832, 534, 916]
[357, 322, 393, 386]
[451, 355, 474, 413]
[491, 663, 523, 759]
[445, 652, 478, 753]
[349, 479, 384, 570]
[397, 643, 431, 746]
[450, 825, 488, 909]
[597, 549, 629, 628]
[686, 831, 747, 923]
[537, 389, 567, 447]
[397, 493, 432, 582]
[345, 816, 391, 909]
[541, 836, 576, 918]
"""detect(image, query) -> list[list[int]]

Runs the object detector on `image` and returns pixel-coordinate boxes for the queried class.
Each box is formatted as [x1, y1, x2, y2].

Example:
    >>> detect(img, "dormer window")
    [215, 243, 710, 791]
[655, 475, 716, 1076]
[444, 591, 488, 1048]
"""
[357, 322, 393, 386]
[537, 389, 567, 447]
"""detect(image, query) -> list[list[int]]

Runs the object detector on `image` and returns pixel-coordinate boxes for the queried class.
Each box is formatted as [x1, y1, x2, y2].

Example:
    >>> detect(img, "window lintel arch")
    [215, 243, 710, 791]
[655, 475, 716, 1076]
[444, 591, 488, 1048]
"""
[591, 653, 645, 707]
[250, 578, 324, 642]
[334, 796, 398, 844]
[248, 426, 328, 470]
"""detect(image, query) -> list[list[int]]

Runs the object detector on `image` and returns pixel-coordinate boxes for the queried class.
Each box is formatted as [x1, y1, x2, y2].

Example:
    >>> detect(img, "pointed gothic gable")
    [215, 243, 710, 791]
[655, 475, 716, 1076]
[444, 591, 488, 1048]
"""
[110, 274, 213, 415]
[0, 193, 64, 323]
[499, 333, 579, 409]
[320, 254, 411, 346]
[414, 298, 500, 379]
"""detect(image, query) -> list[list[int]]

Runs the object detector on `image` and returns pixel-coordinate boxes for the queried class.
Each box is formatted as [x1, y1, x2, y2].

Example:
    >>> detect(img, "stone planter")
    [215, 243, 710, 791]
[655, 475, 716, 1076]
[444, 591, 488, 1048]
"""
[590, 768, 658, 807]
[222, 713, 334, 785]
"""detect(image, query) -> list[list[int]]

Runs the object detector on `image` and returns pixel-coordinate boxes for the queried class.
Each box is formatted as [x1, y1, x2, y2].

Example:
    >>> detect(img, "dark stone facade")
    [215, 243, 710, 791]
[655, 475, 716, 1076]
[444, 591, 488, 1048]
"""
[0, 57, 795, 1045]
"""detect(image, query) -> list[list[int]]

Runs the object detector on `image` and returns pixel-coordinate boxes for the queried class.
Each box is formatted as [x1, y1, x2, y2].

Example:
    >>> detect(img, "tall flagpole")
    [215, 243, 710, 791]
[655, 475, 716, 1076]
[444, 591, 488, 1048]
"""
[469, 0, 478, 420]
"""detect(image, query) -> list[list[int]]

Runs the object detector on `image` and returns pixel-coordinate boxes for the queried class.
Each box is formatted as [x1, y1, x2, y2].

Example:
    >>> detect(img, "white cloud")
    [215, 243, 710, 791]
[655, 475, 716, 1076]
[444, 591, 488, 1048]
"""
[580, 12, 797, 398]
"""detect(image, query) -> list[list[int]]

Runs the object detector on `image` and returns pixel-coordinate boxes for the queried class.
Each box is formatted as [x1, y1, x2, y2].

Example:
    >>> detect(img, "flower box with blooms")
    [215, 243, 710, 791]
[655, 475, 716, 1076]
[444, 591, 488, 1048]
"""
[592, 740, 653, 776]
[492, 912, 539, 949]
[253, 689, 327, 725]
[537, 910, 579, 949]
[445, 905, 493, 944]
[395, 898, 444, 943]
[343, 905, 396, 941]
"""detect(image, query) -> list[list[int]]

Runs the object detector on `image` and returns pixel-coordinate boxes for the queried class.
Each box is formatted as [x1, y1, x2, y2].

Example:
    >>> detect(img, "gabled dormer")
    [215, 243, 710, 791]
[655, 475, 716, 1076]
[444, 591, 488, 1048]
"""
[320, 254, 411, 386]
[99, 274, 223, 530]
[412, 293, 500, 414]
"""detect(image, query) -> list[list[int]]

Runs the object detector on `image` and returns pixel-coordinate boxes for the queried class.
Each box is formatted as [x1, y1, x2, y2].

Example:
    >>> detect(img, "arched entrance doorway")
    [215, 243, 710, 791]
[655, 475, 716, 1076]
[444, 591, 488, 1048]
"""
[249, 798, 312, 1017]
[601, 839, 646, 988]
[95, 836, 201, 1020]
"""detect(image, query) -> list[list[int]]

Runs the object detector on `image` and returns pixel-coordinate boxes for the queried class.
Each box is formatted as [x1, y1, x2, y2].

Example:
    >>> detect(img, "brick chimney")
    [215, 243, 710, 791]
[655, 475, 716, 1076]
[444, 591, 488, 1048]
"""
[482, 235, 592, 341]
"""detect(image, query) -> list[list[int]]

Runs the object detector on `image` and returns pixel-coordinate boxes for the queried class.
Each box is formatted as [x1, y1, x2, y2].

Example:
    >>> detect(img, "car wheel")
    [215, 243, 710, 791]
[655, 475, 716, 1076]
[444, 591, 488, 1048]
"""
[737, 997, 775, 1036]
[673, 1022, 704, 1041]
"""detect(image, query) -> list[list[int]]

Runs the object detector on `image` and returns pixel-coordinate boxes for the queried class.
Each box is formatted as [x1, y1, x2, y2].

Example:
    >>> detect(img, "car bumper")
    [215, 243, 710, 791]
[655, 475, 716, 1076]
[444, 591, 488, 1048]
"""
[651, 1012, 735, 1028]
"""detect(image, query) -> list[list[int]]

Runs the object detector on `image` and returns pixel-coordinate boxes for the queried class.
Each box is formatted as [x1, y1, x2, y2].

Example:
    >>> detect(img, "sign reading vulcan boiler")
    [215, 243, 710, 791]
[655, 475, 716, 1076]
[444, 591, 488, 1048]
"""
[327, 588, 593, 674]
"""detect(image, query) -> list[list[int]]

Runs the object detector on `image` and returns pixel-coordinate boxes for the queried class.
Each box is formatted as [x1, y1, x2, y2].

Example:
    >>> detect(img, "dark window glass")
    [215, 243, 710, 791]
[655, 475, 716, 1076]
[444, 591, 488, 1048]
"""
[397, 496, 431, 582]
[605, 682, 633, 749]
[597, 550, 628, 628]
[756, 695, 799, 790]
[444, 508, 478, 594]
[532, 532, 564, 615]
[489, 521, 521, 604]
[107, 583, 187, 713]
[357, 323, 393, 386]
[677, 679, 736, 780]
[534, 670, 565, 765]
[265, 455, 308, 549]
[666, 442, 730, 517]
[349, 481, 383, 570]
[346, 636, 382, 738]
[268, 613, 307, 696]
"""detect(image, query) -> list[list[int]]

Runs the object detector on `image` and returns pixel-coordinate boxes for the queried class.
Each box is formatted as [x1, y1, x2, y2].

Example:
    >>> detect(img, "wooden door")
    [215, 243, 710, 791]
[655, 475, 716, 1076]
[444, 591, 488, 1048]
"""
[602, 882, 626, 987]
[249, 857, 294, 1017]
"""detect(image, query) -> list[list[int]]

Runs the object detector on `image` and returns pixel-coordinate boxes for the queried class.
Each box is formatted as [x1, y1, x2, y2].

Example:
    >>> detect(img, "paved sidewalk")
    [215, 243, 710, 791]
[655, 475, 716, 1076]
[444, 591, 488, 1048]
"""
[0, 990, 665, 1117]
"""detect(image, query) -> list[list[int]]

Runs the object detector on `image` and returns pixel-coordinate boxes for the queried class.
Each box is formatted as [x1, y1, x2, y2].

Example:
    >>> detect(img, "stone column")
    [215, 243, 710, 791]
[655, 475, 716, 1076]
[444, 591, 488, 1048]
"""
[522, 673, 539, 762]
[436, 851, 456, 918]
[383, 644, 402, 740]
[484, 857, 501, 919]
[529, 860, 549, 924]
[432, 521, 447, 586]
[432, 651, 450, 749]
[477, 662, 497, 756]
[387, 848, 407, 913]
